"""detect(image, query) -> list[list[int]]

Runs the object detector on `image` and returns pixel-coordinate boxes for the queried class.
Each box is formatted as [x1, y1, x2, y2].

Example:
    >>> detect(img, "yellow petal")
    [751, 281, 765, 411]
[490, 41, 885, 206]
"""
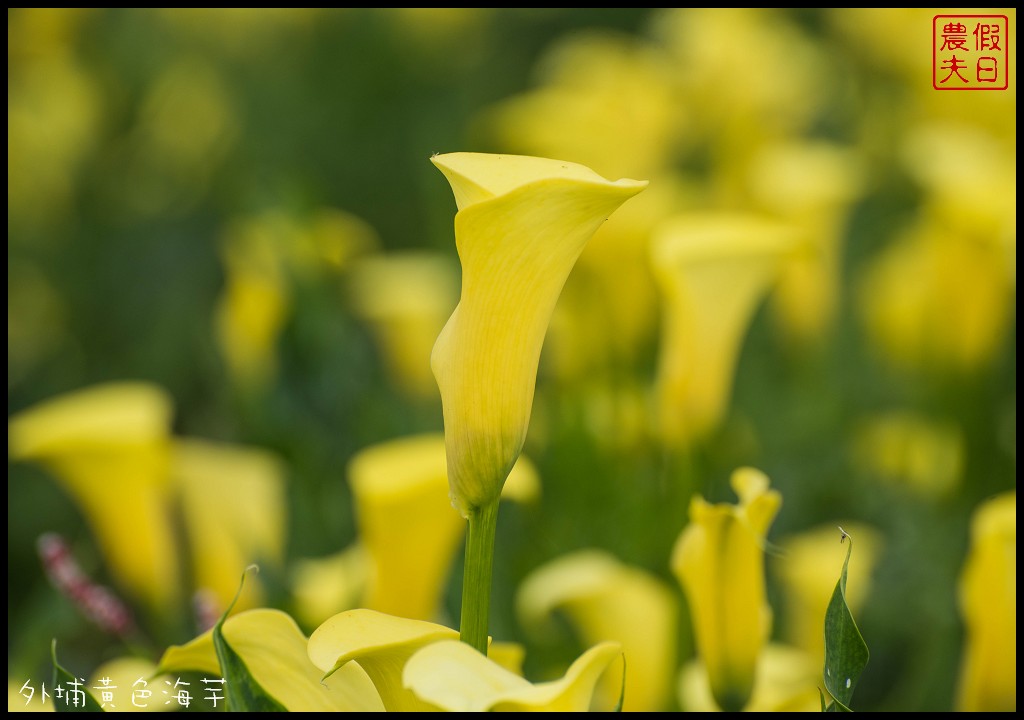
[171, 438, 287, 611]
[679, 643, 821, 712]
[671, 467, 781, 712]
[307, 608, 458, 712]
[159, 608, 383, 712]
[773, 522, 882, 668]
[956, 492, 1016, 712]
[516, 549, 677, 711]
[348, 434, 539, 622]
[431, 152, 646, 514]
[652, 214, 798, 449]
[403, 639, 621, 712]
[8, 382, 178, 610]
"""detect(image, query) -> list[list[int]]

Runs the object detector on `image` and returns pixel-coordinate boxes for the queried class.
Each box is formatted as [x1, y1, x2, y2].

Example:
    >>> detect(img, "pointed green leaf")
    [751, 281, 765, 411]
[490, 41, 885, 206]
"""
[212, 567, 288, 712]
[51, 639, 104, 713]
[822, 532, 868, 711]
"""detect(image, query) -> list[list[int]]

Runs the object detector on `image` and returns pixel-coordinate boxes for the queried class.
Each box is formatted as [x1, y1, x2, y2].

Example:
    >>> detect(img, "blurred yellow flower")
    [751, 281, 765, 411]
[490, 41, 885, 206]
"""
[484, 31, 682, 180]
[308, 609, 458, 712]
[773, 522, 882, 669]
[678, 643, 821, 712]
[430, 152, 645, 515]
[9, 383, 288, 617]
[8, 383, 179, 611]
[857, 219, 1014, 373]
[160, 608, 383, 712]
[956, 492, 1016, 712]
[747, 141, 865, 344]
[291, 434, 538, 627]
[216, 208, 379, 390]
[516, 549, 676, 712]
[671, 468, 781, 712]
[171, 438, 287, 611]
[850, 412, 963, 498]
[651, 214, 798, 449]
[346, 252, 459, 398]
[403, 639, 621, 712]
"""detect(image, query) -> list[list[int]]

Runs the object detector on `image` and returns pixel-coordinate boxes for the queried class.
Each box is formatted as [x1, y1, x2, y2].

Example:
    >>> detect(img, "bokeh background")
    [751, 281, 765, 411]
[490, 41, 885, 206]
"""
[8, 8, 1016, 712]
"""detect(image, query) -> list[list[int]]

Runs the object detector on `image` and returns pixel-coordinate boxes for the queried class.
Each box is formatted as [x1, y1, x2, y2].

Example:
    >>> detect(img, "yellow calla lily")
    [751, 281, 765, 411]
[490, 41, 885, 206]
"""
[651, 215, 798, 449]
[747, 141, 865, 344]
[430, 152, 646, 515]
[516, 549, 677, 711]
[171, 438, 287, 611]
[403, 639, 621, 712]
[347, 251, 459, 398]
[159, 608, 383, 712]
[307, 608, 459, 712]
[956, 491, 1016, 712]
[291, 544, 370, 630]
[773, 522, 881, 669]
[679, 643, 821, 712]
[850, 412, 963, 498]
[8, 382, 179, 611]
[348, 433, 539, 622]
[671, 467, 781, 712]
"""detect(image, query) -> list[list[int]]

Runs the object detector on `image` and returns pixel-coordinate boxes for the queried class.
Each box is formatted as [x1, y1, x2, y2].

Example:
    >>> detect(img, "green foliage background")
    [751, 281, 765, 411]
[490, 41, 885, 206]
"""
[8, 8, 1016, 712]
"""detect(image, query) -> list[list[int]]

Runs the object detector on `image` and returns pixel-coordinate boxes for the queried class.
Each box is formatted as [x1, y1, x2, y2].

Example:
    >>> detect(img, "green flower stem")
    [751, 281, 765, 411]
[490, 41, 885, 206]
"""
[459, 498, 500, 655]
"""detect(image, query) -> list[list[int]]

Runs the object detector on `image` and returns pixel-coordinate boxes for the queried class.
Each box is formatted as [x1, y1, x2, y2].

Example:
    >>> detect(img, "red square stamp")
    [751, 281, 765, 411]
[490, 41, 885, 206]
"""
[933, 14, 1009, 90]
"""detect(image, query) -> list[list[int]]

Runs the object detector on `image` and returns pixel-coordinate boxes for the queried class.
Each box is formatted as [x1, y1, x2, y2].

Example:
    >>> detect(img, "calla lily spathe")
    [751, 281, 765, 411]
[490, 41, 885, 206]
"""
[347, 434, 538, 622]
[8, 382, 288, 614]
[430, 152, 646, 515]
[516, 549, 677, 712]
[308, 609, 458, 712]
[651, 215, 798, 449]
[671, 467, 781, 712]
[290, 434, 539, 626]
[160, 608, 383, 712]
[403, 639, 621, 712]
[8, 382, 179, 611]
[956, 491, 1016, 712]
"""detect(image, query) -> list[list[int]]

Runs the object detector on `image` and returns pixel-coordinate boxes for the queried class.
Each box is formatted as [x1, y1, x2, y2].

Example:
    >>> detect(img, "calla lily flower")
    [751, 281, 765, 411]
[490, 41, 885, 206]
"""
[516, 549, 677, 712]
[347, 252, 458, 398]
[9, 383, 289, 617]
[8, 382, 179, 611]
[671, 467, 781, 712]
[307, 609, 458, 712]
[403, 639, 621, 712]
[347, 433, 538, 622]
[160, 608, 383, 712]
[850, 412, 963, 498]
[171, 438, 287, 611]
[291, 435, 538, 627]
[773, 522, 881, 669]
[956, 491, 1016, 712]
[679, 643, 821, 712]
[747, 141, 865, 344]
[651, 215, 798, 449]
[430, 152, 646, 515]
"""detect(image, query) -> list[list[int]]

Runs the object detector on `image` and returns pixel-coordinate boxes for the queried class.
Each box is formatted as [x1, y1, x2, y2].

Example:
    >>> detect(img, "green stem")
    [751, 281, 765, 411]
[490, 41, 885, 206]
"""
[459, 498, 500, 654]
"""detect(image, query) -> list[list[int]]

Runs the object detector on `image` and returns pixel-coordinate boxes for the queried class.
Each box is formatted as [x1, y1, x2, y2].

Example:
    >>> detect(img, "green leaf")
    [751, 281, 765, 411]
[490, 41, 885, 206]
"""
[822, 530, 869, 711]
[212, 566, 288, 712]
[51, 639, 104, 713]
